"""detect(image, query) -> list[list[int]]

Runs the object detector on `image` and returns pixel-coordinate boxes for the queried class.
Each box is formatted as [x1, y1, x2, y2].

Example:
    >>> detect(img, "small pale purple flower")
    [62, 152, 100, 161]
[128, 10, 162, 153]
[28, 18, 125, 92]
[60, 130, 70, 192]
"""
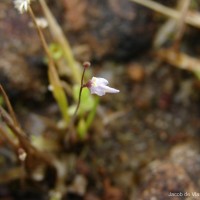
[86, 77, 120, 96]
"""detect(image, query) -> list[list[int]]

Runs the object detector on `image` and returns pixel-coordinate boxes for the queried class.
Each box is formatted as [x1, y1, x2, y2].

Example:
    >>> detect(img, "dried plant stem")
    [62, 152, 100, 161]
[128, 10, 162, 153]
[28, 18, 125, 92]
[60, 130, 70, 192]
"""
[28, 6, 62, 87]
[0, 106, 51, 165]
[0, 124, 18, 152]
[0, 106, 32, 151]
[0, 85, 53, 181]
[28, 6, 69, 123]
[173, 0, 191, 50]
[0, 84, 19, 126]
[38, 0, 81, 83]
[130, 0, 200, 29]
[0, 122, 26, 187]
[156, 48, 200, 72]
[154, 0, 191, 49]
[73, 67, 87, 120]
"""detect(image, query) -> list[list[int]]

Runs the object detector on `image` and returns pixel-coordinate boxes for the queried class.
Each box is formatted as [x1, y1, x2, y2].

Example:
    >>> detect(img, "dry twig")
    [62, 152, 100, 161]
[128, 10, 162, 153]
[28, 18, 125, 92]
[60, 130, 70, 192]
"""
[156, 48, 200, 73]
[0, 86, 53, 167]
[130, 0, 200, 29]
[0, 84, 19, 126]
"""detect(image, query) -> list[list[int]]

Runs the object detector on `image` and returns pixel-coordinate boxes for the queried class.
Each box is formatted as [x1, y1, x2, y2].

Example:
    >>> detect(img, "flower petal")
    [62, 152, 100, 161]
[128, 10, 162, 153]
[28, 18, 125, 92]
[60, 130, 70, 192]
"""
[86, 77, 119, 96]
[103, 86, 120, 94]
[89, 86, 106, 96]
[92, 77, 109, 86]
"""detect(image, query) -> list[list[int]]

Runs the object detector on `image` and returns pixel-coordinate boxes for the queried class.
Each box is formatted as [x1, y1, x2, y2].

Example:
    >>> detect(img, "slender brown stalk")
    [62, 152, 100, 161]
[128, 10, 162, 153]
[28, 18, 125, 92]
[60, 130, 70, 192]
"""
[38, 0, 81, 83]
[0, 106, 32, 152]
[173, 0, 191, 51]
[0, 85, 19, 126]
[0, 106, 51, 164]
[28, 6, 51, 59]
[66, 62, 90, 141]
[71, 62, 90, 121]
[0, 124, 18, 152]
[72, 67, 87, 119]
[28, 6, 61, 85]
[131, 0, 200, 29]
[0, 90, 55, 175]
[28, 5, 70, 123]
[66, 69, 86, 137]
[0, 122, 26, 187]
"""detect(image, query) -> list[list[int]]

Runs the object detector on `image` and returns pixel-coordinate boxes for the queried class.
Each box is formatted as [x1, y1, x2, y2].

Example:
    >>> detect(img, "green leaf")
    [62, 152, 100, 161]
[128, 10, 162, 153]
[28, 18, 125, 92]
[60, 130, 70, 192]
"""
[194, 71, 200, 80]
[48, 62, 69, 125]
[76, 96, 99, 139]
[49, 43, 63, 60]
[77, 119, 87, 139]
[0, 95, 4, 105]
[53, 85, 69, 123]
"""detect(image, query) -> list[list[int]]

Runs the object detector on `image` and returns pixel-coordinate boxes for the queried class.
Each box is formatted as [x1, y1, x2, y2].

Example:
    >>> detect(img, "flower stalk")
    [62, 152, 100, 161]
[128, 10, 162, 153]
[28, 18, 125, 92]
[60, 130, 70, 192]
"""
[27, 5, 69, 124]
[72, 62, 90, 119]
[72, 62, 119, 122]
[38, 0, 81, 83]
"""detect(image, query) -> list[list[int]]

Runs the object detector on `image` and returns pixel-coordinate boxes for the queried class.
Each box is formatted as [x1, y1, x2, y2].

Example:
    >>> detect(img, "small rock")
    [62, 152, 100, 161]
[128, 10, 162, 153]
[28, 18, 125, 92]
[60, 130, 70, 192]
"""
[68, 174, 87, 196]
[169, 142, 200, 187]
[62, 0, 157, 61]
[127, 63, 145, 82]
[137, 161, 199, 200]
[0, 52, 46, 100]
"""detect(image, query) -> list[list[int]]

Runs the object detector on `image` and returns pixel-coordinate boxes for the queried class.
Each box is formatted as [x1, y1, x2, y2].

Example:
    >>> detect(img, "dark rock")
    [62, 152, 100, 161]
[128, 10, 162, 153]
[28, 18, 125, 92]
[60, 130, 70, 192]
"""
[62, 0, 158, 61]
[0, 52, 46, 100]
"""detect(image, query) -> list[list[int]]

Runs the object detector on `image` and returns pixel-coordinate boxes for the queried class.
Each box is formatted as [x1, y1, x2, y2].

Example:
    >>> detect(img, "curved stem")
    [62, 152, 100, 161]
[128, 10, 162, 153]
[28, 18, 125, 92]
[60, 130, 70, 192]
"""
[72, 67, 86, 119]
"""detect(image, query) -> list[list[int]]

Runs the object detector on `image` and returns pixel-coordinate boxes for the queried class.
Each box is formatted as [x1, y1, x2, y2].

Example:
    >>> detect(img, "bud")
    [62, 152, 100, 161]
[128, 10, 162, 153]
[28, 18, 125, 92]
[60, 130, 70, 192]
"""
[83, 61, 91, 69]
